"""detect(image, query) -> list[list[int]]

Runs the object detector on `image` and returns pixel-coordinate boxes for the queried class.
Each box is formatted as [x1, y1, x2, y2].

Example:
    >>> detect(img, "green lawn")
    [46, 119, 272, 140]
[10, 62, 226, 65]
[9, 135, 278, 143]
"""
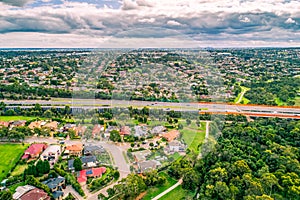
[181, 122, 206, 153]
[241, 97, 250, 104]
[0, 143, 28, 181]
[11, 164, 28, 176]
[159, 185, 194, 200]
[234, 86, 250, 104]
[142, 172, 177, 200]
[275, 97, 286, 106]
[0, 116, 45, 121]
[8, 182, 25, 192]
[295, 97, 300, 106]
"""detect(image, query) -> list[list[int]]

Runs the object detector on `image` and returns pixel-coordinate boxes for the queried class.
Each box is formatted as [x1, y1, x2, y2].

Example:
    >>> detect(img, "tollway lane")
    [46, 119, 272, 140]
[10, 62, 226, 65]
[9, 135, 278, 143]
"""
[3, 99, 300, 116]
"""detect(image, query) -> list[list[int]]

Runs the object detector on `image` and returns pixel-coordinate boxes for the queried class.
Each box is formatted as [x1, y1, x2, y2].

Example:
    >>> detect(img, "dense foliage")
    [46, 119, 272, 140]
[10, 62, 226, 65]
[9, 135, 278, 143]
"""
[107, 171, 166, 200]
[175, 118, 300, 199]
[24, 160, 50, 177]
[243, 78, 300, 105]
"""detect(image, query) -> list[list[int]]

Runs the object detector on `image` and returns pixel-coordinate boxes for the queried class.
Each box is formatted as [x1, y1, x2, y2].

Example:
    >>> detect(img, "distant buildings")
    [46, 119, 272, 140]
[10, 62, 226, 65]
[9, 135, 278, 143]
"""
[150, 126, 166, 135]
[43, 121, 58, 131]
[91, 124, 104, 137]
[134, 125, 148, 138]
[167, 140, 186, 153]
[120, 126, 131, 136]
[162, 130, 180, 142]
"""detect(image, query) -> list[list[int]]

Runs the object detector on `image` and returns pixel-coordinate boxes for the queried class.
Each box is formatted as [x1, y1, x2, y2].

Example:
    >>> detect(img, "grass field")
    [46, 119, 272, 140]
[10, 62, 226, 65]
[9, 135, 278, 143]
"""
[11, 164, 27, 176]
[234, 86, 250, 104]
[8, 182, 25, 192]
[295, 97, 300, 106]
[159, 185, 194, 200]
[0, 144, 28, 181]
[181, 121, 206, 153]
[0, 116, 45, 121]
[142, 172, 177, 200]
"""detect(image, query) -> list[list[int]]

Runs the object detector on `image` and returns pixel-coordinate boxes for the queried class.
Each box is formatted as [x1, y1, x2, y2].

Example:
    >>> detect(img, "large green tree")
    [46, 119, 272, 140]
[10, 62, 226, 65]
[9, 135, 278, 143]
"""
[73, 157, 82, 171]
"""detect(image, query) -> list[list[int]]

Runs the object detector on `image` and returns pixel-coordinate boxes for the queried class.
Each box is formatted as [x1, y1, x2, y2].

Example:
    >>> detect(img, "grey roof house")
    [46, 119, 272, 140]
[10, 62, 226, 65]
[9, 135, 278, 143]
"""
[42, 176, 65, 200]
[68, 156, 97, 171]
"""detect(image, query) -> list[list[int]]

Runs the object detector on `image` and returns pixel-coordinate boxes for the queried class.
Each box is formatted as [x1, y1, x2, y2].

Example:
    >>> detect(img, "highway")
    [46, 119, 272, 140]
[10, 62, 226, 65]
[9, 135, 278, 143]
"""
[2, 98, 300, 119]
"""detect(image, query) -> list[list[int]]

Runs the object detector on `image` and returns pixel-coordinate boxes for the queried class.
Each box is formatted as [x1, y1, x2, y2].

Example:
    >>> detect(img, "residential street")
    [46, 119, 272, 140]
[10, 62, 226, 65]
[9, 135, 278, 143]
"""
[24, 137, 131, 200]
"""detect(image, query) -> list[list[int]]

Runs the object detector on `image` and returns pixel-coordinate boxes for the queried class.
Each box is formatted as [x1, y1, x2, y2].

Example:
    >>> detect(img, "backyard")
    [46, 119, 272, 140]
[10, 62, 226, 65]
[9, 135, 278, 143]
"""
[159, 185, 194, 200]
[181, 121, 206, 153]
[142, 172, 177, 200]
[0, 143, 28, 181]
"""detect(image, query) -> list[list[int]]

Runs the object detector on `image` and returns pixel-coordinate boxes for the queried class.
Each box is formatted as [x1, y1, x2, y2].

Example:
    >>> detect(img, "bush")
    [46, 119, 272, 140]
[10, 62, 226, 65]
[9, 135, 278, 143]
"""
[64, 174, 85, 197]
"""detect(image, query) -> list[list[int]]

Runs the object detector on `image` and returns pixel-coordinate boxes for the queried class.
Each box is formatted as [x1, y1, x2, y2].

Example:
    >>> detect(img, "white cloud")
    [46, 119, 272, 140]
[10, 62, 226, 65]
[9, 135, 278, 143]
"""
[167, 20, 182, 26]
[239, 16, 251, 23]
[285, 17, 296, 24]
[138, 18, 155, 23]
[1, 0, 300, 47]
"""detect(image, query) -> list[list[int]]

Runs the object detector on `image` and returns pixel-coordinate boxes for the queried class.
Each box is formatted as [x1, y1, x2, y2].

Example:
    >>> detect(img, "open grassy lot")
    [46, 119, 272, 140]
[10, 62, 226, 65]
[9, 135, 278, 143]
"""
[11, 164, 28, 177]
[142, 172, 177, 200]
[0, 143, 28, 181]
[181, 122, 206, 153]
[0, 116, 45, 121]
[159, 185, 194, 200]
[234, 86, 250, 104]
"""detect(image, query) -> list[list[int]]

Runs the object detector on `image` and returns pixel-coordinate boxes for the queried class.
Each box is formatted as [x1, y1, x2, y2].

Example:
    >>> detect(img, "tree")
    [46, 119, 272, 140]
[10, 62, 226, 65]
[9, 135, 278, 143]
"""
[178, 123, 183, 130]
[112, 174, 147, 199]
[43, 110, 53, 118]
[214, 181, 230, 199]
[36, 160, 44, 175]
[110, 130, 121, 142]
[182, 169, 199, 190]
[4, 109, 16, 116]
[186, 119, 191, 126]
[0, 190, 12, 200]
[261, 173, 278, 195]
[64, 193, 76, 200]
[73, 157, 82, 171]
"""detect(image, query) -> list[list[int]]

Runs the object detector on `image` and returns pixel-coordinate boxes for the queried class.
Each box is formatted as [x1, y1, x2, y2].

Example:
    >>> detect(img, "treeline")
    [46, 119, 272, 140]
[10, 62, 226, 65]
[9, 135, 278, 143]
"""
[243, 78, 300, 105]
[24, 160, 50, 177]
[0, 102, 72, 118]
[0, 83, 71, 100]
[169, 118, 300, 199]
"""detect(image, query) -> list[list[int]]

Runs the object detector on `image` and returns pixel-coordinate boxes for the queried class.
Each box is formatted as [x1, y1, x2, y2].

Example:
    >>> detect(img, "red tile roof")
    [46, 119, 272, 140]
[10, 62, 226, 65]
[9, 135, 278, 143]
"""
[66, 143, 83, 152]
[92, 167, 106, 177]
[162, 130, 180, 142]
[0, 121, 10, 127]
[20, 188, 50, 200]
[120, 126, 131, 135]
[22, 143, 48, 159]
[92, 124, 103, 136]
[77, 167, 106, 183]
[77, 170, 87, 183]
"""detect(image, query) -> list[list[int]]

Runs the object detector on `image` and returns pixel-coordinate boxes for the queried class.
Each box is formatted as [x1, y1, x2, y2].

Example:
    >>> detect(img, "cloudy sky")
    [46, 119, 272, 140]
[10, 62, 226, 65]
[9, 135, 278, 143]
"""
[0, 0, 299, 48]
